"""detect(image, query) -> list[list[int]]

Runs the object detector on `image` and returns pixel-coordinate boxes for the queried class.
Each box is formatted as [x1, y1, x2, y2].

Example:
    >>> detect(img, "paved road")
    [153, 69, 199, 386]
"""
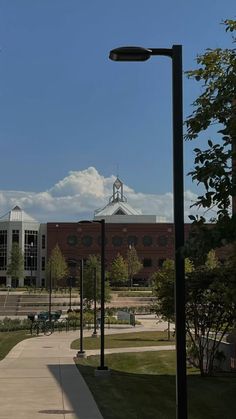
[0, 316, 175, 419]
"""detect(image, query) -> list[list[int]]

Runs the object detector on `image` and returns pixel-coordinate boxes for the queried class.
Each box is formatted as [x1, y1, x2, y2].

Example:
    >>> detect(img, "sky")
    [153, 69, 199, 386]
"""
[0, 1, 235, 222]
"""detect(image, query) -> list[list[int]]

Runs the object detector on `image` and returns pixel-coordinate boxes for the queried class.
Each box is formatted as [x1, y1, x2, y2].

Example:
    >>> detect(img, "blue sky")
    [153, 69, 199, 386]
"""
[0, 1, 235, 221]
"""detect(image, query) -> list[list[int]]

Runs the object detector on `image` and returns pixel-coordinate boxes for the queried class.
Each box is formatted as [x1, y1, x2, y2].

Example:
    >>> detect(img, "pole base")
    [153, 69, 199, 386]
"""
[76, 351, 86, 358]
[95, 367, 110, 377]
[92, 331, 98, 338]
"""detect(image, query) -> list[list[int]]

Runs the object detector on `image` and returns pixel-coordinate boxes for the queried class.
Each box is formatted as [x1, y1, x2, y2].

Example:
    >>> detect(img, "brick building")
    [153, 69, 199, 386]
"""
[0, 177, 222, 287]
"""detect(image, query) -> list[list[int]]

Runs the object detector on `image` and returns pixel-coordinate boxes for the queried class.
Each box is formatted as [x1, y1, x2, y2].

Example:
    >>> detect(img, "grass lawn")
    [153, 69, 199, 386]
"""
[71, 331, 175, 350]
[0, 331, 31, 360]
[75, 351, 236, 419]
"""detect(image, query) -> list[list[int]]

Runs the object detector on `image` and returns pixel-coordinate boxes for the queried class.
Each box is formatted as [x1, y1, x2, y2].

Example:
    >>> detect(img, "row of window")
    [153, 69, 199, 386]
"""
[0, 231, 46, 248]
[67, 234, 170, 247]
[0, 230, 46, 270]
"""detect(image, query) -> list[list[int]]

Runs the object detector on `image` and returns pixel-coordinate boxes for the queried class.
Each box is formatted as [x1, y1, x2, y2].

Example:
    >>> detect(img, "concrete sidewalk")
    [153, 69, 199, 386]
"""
[0, 331, 104, 419]
[0, 316, 174, 419]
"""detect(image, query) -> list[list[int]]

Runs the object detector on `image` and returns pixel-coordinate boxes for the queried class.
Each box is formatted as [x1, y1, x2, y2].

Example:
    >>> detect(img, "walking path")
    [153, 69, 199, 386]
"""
[0, 316, 175, 419]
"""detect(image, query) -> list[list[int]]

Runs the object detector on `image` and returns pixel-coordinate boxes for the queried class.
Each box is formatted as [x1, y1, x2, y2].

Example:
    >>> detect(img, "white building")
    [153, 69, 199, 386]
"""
[0, 206, 46, 287]
[94, 177, 162, 223]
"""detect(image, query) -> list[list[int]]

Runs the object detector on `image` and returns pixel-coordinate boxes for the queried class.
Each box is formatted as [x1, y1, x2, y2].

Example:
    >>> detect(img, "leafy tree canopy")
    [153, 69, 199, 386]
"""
[7, 242, 24, 281]
[152, 251, 236, 376]
[127, 246, 142, 286]
[185, 19, 236, 221]
[47, 244, 68, 287]
[82, 255, 111, 306]
[108, 253, 128, 284]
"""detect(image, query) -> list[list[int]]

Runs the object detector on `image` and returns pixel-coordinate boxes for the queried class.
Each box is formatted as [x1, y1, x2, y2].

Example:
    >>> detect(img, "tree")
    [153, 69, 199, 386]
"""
[82, 255, 111, 308]
[46, 244, 68, 288]
[151, 259, 175, 340]
[186, 264, 236, 376]
[7, 242, 24, 287]
[151, 258, 193, 325]
[108, 253, 128, 285]
[185, 19, 236, 221]
[152, 254, 236, 376]
[126, 245, 142, 287]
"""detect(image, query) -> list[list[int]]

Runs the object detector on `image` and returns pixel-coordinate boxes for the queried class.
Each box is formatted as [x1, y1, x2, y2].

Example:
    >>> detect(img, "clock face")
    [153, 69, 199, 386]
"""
[67, 235, 78, 246]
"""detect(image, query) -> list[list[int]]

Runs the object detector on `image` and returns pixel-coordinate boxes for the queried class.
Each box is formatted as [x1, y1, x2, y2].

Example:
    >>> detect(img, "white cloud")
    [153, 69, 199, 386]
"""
[0, 166, 212, 222]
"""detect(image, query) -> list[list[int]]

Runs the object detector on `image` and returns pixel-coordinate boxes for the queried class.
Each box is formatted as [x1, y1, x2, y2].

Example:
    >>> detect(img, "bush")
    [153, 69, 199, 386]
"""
[0, 317, 31, 332]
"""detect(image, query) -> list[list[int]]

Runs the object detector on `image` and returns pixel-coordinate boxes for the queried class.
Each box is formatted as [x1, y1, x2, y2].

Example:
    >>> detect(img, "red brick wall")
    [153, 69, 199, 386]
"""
[47, 222, 193, 281]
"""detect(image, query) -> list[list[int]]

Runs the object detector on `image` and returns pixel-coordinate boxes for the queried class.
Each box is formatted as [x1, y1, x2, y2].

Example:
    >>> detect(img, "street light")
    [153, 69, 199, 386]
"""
[78, 219, 109, 373]
[68, 276, 72, 311]
[109, 45, 187, 419]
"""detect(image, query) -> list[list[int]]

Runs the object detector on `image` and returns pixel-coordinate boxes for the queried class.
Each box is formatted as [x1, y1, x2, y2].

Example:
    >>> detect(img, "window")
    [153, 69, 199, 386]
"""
[143, 258, 152, 267]
[81, 235, 93, 247]
[158, 235, 168, 246]
[0, 230, 7, 247]
[0, 231, 7, 270]
[127, 235, 138, 246]
[24, 231, 38, 270]
[41, 257, 45, 271]
[112, 236, 123, 247]
[12, 230, 19, 243]
[142, 236, 153, 246]
[115, 209, 126, 215]
[42, 235, 45, 249]
[67, 235, 78, 246]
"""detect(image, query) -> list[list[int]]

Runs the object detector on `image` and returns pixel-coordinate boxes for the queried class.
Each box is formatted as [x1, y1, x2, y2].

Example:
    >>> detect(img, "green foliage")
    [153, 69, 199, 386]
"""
[7, 242, 24, 282]
[127, 246, 142, 286]
[151, 259, 175, 322]
[82, 255, 111, 306]
[0, 317, 31, 332]
[76, 351, 236, 419]
[151, 259, 193, 322]
[108, 253, 128, 284]
[185, 19, 236, 219]
[186, 263, 236, 375]
[46, 244, 69, 288]
[152, 252, 236, 376]
[205, 249, 220, 269]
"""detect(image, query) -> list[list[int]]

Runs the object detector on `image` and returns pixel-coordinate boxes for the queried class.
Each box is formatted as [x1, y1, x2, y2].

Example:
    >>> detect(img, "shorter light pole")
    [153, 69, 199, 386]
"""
[92, 267, 98, 338]
[77, 259, 86, 358]
[77, 219, 109, 373]
[30, 242, 34, 288]
[95, 218, 109, 373]
[69, 276, 72, 311]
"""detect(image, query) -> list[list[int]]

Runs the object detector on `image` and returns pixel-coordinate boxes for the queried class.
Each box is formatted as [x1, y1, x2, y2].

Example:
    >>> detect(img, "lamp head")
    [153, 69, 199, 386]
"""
[109, 46, 151, 62]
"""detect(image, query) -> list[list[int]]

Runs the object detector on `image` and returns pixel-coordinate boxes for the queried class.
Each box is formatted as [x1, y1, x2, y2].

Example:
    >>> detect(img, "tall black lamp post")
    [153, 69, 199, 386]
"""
[109, 45, 186, 418]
